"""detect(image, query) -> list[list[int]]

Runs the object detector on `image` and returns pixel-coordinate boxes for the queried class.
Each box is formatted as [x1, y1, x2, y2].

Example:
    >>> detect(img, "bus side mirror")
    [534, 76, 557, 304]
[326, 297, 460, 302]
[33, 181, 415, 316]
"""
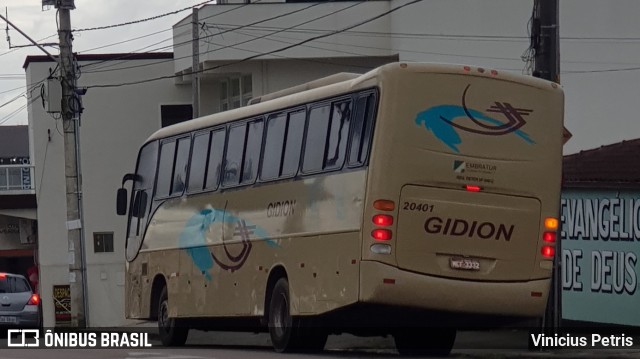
[116, 188, 128, 216]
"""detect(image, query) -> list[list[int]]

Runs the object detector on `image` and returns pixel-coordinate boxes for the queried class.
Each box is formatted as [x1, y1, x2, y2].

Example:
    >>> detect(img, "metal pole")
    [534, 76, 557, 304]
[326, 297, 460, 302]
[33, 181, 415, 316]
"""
[58, 3, 87, 328]
[532, 0, 561, 332]
[533, 0, 560, 83]
[192, 7, 200, 118]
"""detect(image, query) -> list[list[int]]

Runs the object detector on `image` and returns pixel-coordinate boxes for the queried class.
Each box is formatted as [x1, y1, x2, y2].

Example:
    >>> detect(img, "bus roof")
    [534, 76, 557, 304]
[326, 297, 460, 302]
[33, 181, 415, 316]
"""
[145, 62, 561, 144]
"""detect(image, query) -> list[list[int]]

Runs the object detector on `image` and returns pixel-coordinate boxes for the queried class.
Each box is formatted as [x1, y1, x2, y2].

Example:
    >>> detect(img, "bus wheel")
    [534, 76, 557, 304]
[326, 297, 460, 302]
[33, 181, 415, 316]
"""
[268, 278, 327, 352]
[394, 328, 456, 356]
[157, 286, 189, 346]
[268, 278, 298, 352]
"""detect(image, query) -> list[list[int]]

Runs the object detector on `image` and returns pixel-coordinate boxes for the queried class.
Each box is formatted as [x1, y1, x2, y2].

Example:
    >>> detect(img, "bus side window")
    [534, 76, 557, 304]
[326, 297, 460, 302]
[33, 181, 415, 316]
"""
[281, 110, 305, 177]
[205, 129, 226, 191]
[187, 132, 210, 193]
[349, 93, 376, 166]
[223, 124, 246, 187]
[171, 137, 191, 195]
[324, 100, 352, 170]
[261, 114, 287, 181]
[155, 140, 176, 198]
[303, 105, 330, 173]
[241, 119, 264, 184]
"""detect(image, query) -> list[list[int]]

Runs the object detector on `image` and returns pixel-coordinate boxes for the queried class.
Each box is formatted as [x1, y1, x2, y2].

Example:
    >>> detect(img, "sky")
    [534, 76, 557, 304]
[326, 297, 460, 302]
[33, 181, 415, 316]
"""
[0, 0, 204, 127]
[0, 0, 639, 155]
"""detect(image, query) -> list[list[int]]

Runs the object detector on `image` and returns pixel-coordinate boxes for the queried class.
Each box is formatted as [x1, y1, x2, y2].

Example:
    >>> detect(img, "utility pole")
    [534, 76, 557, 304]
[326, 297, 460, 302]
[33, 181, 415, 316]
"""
[192, 7, 200, 118]
[533, 0, 560, 83]
[57, 0, 87, 328]
[532, 0, 562, 332]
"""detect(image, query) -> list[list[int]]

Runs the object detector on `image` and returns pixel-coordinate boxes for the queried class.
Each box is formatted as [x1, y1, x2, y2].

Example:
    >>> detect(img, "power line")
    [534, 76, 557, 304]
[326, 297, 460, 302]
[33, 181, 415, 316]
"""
[76, 2, 264, 71]
[79, 1, 322, 72]
[86, 0, 426, 89]
[562, 66, 640, 74]
[71, 0, 215, 32]
[0, 93, 40, 126]
[82, 2, 403, 75]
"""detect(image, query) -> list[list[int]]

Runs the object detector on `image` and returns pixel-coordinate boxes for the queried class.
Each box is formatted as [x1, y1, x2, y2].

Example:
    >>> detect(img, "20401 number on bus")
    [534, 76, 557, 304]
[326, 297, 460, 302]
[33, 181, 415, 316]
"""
[402, 202, 434, 212]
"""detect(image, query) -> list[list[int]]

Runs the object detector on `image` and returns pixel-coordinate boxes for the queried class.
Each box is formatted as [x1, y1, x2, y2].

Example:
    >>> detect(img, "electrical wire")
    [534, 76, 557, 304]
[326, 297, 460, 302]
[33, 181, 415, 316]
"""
[71, 0, 216, 32]
[85, 1, 365, 75]
[0, 94, 39, 126]
[79, 1, 321, 72]
[86, 0, 426, 89]
[76, 2, 264, 71]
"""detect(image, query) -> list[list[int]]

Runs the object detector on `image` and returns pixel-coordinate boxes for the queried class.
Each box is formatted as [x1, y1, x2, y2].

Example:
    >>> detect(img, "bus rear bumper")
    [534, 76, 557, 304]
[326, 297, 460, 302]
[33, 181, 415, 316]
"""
[359, 260, 551, 318]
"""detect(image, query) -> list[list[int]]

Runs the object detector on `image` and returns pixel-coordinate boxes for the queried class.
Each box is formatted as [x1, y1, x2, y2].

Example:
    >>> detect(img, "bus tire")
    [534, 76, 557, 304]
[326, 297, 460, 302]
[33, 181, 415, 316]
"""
[394, 328, 456, 357]
[157, 286, 189, 347]
[268, 278, 327, 352]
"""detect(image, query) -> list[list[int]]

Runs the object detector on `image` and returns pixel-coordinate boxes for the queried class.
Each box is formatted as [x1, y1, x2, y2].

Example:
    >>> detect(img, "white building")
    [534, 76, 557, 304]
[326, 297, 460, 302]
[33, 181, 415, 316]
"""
[24, 0, 640, 326]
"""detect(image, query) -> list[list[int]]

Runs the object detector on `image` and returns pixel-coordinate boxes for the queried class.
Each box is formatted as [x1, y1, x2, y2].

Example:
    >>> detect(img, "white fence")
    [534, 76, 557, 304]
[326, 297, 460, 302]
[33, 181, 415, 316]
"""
[0, 164, 34, 191]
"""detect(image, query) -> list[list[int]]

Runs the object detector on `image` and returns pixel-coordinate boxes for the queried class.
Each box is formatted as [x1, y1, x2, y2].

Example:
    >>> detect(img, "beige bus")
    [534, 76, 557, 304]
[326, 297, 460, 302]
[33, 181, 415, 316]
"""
[117, 62, 564, 355]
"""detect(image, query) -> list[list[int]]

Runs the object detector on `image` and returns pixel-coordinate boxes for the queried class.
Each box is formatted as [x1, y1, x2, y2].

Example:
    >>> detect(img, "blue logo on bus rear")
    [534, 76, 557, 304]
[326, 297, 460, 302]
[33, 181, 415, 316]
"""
[415, 84, 535, 152]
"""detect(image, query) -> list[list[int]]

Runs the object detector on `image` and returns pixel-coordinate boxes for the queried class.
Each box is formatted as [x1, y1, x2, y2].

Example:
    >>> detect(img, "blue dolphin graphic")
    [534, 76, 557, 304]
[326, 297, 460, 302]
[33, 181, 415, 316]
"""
[416, 105, 534, 152]
[179, 208, 219, 280]
[178, 208, 280, 280]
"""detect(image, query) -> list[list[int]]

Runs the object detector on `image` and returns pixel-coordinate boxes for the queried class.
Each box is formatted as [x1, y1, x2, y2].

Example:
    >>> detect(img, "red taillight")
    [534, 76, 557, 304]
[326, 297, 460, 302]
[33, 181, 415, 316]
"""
[373, 214, 393, 226]
[373, 200, 395, 211]
[541, 246, 555, 258]
[27, 294, 39, 306]
[543, 231, 556, 243]
[466, 185, 481, 192]
[371, 229, 392, 241]
[0, 273, 5, 279]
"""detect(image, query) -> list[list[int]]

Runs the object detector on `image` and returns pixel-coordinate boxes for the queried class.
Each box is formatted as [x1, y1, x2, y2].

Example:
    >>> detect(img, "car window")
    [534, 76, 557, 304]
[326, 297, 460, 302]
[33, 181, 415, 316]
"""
[0, 276, 31, 293]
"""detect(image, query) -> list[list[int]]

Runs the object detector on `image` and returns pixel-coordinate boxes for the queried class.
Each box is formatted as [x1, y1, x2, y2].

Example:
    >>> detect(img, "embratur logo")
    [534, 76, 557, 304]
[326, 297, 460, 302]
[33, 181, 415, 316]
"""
[453, 160, 466, 173]
[415, 84, 535, 152]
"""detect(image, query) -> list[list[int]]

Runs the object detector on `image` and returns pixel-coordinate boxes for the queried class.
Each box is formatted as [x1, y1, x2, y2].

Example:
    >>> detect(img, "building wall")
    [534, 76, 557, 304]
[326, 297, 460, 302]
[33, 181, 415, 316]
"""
[197, 56, 395, 115]
[173, 1, 392, 73]
[561, 189, 640, 326]
[26, 58, 191, 327]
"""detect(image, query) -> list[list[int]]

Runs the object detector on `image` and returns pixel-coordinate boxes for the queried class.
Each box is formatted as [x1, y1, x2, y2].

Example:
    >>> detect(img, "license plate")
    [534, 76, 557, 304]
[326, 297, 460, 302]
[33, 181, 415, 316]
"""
[0, 316, 16, 323]
[450, 257, 480, 271]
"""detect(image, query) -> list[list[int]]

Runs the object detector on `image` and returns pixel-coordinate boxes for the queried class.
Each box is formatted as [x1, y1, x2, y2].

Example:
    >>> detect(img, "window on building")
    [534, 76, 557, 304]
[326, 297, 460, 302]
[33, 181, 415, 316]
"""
[94, 232, 114, 253]
[161, 104, 193, 127]
[219, 74, 252, 112]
